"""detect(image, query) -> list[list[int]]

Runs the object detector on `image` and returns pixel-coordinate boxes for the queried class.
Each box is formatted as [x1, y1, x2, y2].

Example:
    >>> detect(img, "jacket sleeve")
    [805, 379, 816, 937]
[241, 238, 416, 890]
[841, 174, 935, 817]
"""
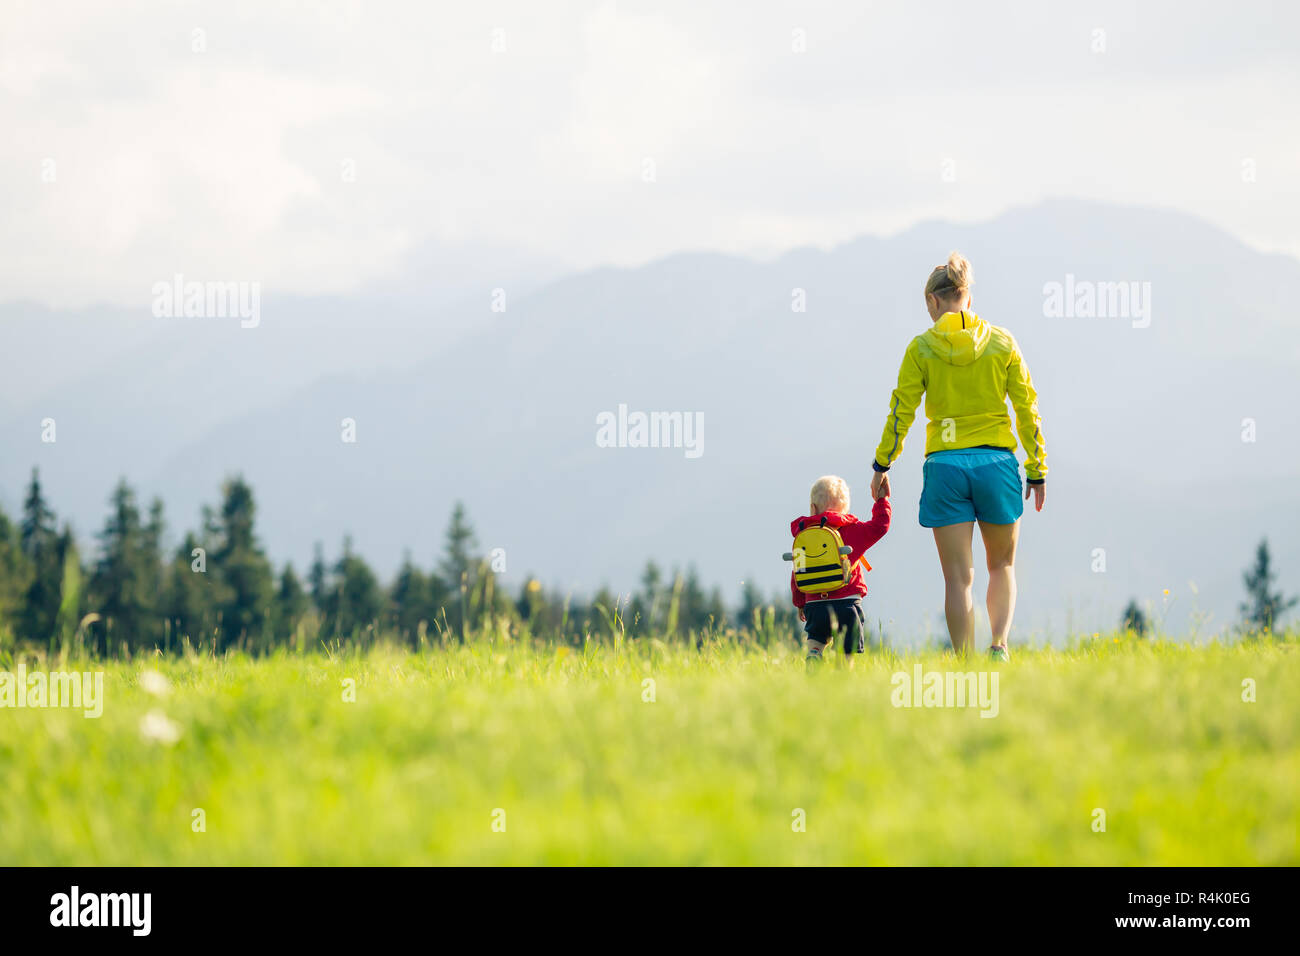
[1006, 338, 1048, 482]
[843, 498, 892, 558]
[873, 343, 925, 470]
[790, 571, 806, 609]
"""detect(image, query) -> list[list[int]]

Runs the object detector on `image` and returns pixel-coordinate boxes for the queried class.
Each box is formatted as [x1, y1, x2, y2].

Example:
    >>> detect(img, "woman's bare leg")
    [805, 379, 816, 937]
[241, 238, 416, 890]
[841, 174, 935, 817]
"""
[933, 522, 976, 654]
[978, 520, 1019, 649]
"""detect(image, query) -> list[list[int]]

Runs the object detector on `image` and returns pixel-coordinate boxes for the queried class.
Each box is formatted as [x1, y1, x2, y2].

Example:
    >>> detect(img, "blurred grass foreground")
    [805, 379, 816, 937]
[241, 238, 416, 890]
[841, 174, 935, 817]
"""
[1, 632, 1296, 865]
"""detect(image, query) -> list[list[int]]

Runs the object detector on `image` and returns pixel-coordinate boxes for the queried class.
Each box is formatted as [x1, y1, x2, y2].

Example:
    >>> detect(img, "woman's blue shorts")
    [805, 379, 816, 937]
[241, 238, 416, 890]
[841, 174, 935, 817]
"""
[919, 447, 1024, 528]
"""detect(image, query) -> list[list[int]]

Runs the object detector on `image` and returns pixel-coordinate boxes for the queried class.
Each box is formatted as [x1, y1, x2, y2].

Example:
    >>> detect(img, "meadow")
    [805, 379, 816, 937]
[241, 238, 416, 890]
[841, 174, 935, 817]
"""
[0, 632, 1296, 865]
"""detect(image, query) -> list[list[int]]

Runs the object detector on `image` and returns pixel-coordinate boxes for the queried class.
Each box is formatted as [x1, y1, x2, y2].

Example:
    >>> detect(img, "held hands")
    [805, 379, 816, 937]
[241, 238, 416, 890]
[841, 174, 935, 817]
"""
[1025, 481, 1045, 512]
[871, 471, 891, 500]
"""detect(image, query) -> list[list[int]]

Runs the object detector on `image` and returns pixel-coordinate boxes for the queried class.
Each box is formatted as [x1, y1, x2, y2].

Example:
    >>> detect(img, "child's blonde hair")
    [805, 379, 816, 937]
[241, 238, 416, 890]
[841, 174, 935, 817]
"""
[810, 475, 850, 514]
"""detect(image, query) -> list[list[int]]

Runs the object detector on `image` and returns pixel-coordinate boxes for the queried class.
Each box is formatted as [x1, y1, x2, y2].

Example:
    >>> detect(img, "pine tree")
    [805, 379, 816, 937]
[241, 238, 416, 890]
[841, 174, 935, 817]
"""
[1240, 539, 1297, 633]
[53, 526, 83, 652]
[679, 566, 708, 633]
[161, 532, 215, 651]
[308, 543, 328, 612]
[440, 502, 478, 585]
[0, 506, 33, 638]
[516, 576, 547, 625]
[388, 553, 430, 644]
[589, 585, 620, 636]
[439, 503, 479, 638]
[738, 578, 765, 631]
[1121, 599, 1148, 636]
[89, 479, 153, 653]
[19, 468, 61, 643]
[426, 568, 452, 633]
[704, 585, 728, 634]
[272, 563, 309, 643]
[142, 497, 166, 610]
[212, 476, 274, 651]
[326, 537, 383, 638]
[629, 561, 663, 633]
[20, 468, 56, 551]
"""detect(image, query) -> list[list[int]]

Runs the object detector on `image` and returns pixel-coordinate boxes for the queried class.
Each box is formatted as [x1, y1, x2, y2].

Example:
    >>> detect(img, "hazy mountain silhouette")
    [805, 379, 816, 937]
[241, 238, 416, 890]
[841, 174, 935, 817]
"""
[5, 199, 1298, 641]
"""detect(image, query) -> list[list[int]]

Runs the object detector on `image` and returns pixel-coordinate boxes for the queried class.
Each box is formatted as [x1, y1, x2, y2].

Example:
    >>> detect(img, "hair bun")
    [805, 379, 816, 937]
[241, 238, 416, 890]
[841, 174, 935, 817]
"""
[944, 252, 972, 292]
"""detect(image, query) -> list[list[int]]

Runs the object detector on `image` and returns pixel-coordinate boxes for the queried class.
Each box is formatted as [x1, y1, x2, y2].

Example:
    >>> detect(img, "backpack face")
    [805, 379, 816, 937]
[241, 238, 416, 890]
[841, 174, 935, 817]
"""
[789, 524, 851, 594]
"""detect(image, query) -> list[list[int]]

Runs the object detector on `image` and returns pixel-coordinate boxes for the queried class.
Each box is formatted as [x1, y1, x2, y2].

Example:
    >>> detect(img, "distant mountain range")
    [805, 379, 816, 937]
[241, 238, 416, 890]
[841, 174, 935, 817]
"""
[5, 199, 1298, 642]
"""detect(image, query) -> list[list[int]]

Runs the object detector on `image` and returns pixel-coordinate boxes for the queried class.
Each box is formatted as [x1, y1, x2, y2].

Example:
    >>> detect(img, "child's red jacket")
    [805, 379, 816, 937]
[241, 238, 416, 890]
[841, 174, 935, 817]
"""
[789, 499, 891, 609]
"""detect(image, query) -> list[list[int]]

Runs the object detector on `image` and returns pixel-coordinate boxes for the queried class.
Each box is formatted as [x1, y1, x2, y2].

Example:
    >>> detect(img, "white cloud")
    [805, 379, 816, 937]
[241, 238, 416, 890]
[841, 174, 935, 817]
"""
[2, 0, 1298, 307]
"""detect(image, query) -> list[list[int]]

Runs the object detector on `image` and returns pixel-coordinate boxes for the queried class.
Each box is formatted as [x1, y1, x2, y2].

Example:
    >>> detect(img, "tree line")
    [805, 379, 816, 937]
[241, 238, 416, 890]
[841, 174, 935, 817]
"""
[0, 468, 1292, 657]
[0, 469, 779, 657]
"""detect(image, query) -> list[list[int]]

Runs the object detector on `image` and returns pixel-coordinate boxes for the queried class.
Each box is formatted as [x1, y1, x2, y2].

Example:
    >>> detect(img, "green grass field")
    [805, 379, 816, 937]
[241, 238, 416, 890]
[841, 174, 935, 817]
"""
[1, 634, 1296, 865]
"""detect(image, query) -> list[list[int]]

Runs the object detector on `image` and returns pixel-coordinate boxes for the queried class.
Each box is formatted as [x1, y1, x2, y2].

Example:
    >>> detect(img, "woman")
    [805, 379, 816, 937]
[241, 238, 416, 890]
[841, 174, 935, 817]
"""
[869, 253, 1047, 659]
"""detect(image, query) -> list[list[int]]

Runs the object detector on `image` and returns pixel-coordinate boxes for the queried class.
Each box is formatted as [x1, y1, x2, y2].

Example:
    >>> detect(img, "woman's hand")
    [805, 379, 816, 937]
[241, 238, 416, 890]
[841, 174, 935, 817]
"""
[871, 471, 890, 500]
[1025, 481, 1045, 512]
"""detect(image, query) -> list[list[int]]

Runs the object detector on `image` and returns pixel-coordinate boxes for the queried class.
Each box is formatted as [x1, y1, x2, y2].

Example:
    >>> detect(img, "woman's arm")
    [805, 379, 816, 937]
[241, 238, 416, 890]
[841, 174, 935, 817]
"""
[1006, 338, 1047, 484]
[872, 344, 926, 473]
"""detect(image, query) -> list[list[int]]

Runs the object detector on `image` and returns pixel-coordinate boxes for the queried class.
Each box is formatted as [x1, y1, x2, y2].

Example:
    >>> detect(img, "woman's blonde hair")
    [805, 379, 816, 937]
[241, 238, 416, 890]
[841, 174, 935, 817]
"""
[924, 251, 973, 301]
[810, 475, 850, 514]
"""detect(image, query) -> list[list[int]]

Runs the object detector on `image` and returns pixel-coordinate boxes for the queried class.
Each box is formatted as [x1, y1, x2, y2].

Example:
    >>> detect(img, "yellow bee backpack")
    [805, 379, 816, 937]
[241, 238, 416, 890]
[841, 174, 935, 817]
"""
[783, 517, 870, 594]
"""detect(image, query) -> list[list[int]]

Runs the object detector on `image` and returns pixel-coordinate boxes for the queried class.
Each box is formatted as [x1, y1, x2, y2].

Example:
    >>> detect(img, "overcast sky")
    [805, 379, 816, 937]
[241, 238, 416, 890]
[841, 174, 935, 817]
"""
[5, 0, 1298, 308]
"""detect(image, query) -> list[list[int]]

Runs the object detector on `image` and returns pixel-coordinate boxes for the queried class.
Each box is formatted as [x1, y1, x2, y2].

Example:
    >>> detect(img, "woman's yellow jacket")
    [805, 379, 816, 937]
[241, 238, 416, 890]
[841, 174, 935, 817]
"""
[873, 311, 1047, 482]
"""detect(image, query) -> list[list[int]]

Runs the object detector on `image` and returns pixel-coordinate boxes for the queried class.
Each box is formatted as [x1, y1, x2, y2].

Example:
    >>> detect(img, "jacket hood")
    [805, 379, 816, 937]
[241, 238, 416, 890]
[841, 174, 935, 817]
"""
[790, 510, 858, 535]
[922, 310, 990, 366]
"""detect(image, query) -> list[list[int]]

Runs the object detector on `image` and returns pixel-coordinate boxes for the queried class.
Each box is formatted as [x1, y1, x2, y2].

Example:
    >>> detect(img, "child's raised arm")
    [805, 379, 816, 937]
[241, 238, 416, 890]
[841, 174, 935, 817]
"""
[843, 497, 891, 556]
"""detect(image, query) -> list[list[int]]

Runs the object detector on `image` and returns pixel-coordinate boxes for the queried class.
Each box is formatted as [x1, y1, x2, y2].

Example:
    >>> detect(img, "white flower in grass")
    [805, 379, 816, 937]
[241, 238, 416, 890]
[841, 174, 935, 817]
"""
[140, 670, 171, 697]
[140, 710, 182, 746]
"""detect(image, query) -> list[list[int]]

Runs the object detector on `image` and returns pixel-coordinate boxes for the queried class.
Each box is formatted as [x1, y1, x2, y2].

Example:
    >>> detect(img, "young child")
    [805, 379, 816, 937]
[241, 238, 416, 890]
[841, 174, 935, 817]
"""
[790, 474, 891, 664]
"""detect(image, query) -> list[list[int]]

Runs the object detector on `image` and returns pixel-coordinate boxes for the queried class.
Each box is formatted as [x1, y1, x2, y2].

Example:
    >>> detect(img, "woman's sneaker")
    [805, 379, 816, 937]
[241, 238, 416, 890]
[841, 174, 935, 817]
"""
[989, 645, 1010, 662]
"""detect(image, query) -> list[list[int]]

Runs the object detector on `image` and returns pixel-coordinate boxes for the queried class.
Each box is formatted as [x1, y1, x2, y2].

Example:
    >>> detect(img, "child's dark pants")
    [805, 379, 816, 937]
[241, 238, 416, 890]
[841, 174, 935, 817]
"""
[803, 597, 866, 654]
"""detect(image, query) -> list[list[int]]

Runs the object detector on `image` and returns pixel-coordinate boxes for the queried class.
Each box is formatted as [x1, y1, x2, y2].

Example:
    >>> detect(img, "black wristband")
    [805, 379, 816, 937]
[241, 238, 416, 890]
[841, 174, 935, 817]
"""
[872, 460, 890, 473]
